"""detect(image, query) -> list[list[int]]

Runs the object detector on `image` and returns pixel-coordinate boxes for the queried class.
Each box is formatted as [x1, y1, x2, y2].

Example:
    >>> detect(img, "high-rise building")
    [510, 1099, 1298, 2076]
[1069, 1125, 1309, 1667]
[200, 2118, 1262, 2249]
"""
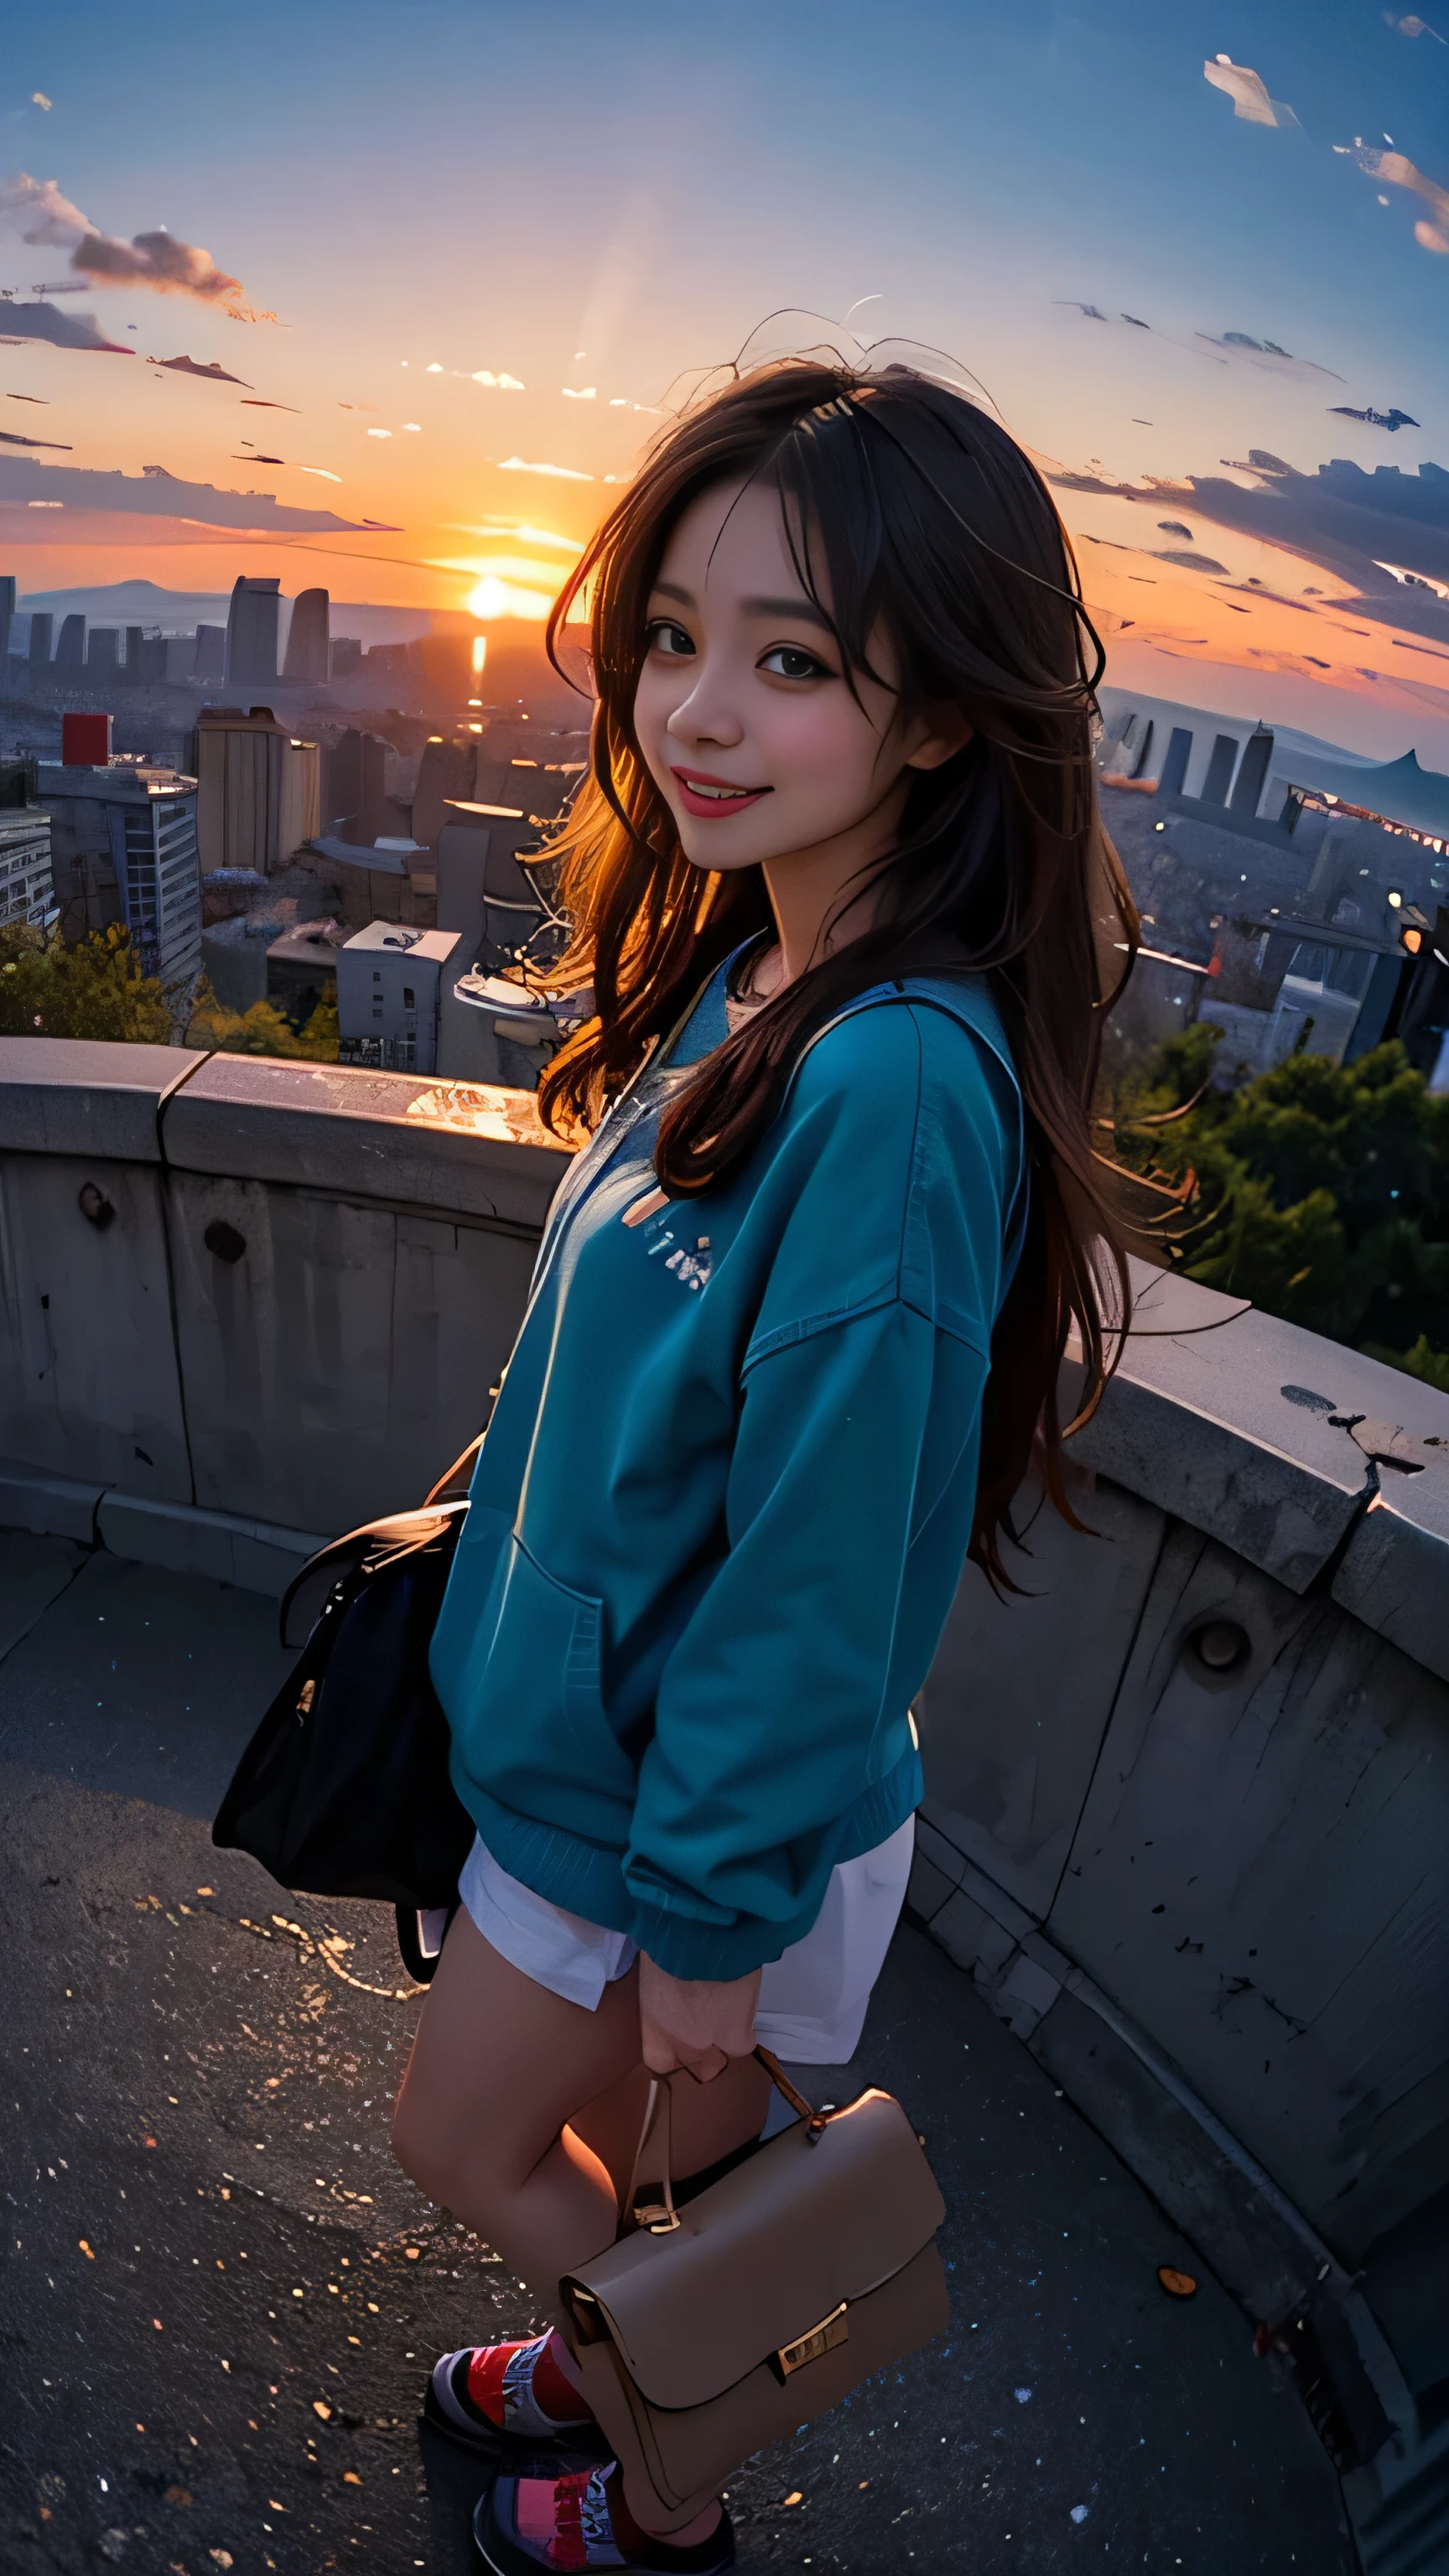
[194, 624, 226, 681]
[124, 626, 145, 677]
[412, 735, 478, 849]
[330, 636, 362, 679]
[226, 577, 280, 687]
[0, 576, 17, 663]
[55, 615, 86, 671]
[28, 612, 53, 668]
[324, 727, 388, 839]
[194, 706, 321, 875]
[282, 588, 330, 683]
[0, 759, 55, 932]
[86, 628, 120, 675]
[38, 750, 201, 985]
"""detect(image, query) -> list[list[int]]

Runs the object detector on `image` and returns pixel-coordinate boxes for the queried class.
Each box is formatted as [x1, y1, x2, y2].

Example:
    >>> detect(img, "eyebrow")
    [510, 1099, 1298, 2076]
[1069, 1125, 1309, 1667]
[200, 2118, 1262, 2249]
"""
[650, 578, 836, 636]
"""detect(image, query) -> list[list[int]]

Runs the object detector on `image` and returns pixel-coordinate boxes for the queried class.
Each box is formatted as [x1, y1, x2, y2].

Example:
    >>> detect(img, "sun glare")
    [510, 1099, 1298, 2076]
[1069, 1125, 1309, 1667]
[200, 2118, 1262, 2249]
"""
[465, 572, 557, 621]
[435, 546, 584, 621]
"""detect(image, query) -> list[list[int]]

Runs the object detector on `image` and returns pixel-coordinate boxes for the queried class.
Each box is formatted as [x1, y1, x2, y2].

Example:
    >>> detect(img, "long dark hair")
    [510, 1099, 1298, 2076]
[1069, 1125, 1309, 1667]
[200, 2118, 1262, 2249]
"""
[537, 353, 1137, 1584]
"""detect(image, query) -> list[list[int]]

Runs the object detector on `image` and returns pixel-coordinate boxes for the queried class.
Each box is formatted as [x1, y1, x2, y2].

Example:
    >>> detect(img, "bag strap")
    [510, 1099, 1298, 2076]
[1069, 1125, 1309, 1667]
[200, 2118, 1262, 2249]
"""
[623, 2046, 829, 2233]
[424, 1432, 485, 1507]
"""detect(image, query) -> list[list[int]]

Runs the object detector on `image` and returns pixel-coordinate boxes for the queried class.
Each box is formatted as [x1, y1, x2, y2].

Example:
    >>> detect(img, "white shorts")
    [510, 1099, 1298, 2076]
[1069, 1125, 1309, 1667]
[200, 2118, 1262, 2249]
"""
[459, 1816, 915, 2065]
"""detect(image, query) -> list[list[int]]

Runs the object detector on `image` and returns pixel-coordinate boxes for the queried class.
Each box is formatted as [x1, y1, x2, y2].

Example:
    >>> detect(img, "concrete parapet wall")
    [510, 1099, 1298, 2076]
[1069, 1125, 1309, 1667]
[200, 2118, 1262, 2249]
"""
[0, 1035, 1444, 2551]
[0, 1038, 567, 1542]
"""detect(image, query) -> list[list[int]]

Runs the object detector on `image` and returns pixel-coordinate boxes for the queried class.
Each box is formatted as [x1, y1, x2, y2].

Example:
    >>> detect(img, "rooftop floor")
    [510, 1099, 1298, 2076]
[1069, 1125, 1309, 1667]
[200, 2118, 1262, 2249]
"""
[0, 1530, 1356, 2575]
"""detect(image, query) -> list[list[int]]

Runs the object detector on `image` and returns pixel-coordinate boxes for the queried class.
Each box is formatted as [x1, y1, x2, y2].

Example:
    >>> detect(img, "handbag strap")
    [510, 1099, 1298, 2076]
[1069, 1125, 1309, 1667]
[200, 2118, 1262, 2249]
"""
[623, 2046, 829, 2234]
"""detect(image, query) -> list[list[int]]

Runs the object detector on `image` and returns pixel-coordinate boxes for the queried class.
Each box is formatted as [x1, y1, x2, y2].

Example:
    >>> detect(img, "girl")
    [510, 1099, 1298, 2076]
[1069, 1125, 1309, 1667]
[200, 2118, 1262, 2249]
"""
[392, 352, 1134, 2573]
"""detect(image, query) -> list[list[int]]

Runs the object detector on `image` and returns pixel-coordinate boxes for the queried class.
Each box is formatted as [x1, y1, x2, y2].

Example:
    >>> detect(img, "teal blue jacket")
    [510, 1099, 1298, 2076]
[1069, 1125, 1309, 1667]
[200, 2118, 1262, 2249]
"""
[430, 949, 1025, 1980]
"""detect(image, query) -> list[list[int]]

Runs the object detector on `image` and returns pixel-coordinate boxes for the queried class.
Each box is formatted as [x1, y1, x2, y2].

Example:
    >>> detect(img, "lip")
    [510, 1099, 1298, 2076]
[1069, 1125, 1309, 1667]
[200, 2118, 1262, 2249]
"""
[669, 765, 771, 819]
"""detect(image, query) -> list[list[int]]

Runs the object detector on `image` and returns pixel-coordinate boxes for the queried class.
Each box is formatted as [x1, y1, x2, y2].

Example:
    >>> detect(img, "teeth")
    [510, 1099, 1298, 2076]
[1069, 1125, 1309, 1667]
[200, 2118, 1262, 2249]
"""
[688, 780, 755, 799]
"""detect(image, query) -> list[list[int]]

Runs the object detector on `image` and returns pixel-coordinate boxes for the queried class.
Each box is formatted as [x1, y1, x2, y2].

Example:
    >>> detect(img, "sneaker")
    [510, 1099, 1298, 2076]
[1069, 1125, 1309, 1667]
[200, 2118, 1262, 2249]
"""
[426, 2337, 611, 2470]
[474, 2462, 735, 2573]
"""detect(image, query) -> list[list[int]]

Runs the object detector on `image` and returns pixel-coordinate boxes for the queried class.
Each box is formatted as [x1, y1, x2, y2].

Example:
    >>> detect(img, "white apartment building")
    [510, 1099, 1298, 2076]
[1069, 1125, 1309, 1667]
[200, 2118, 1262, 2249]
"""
[335, 920, 463, 1073]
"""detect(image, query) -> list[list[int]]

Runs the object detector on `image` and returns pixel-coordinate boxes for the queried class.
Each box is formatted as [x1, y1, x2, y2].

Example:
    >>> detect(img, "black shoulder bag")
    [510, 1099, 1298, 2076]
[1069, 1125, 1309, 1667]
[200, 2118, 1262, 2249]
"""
[212, 1437, 482, 1983]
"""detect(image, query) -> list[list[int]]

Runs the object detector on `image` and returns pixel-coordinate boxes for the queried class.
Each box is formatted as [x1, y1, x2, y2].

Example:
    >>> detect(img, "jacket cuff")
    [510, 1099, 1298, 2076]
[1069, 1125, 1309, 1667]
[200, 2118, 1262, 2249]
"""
[626, 1897, 807, 1982]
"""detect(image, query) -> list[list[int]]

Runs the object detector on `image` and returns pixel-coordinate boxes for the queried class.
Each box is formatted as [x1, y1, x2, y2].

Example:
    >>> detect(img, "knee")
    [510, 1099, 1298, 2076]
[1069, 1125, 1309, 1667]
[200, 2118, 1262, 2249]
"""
[391, 2080, 456, 2208]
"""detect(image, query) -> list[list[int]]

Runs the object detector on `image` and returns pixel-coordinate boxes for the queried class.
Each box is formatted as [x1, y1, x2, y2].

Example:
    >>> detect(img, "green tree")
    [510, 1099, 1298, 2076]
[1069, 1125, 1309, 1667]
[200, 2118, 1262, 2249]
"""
[184, 976, 339, 1062]
[0, 922, 174, 1043]
[1108, 1031, 1449, 1383]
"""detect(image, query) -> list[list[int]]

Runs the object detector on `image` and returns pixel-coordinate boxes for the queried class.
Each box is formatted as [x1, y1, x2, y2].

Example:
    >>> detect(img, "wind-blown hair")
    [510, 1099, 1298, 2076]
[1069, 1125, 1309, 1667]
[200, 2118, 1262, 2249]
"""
[537, 354, 1136, 1584]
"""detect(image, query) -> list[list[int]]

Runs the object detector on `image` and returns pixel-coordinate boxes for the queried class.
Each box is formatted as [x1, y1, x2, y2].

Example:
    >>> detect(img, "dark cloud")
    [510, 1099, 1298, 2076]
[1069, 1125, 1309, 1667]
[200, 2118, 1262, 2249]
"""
[1195, 330, 1344, 383]
[1328, 405, 1419, 430]
[241, 398, 300, 412]
[0, 452, 386, 532]
[1050, 451, 1449, 635]
[73, 227, 242, 303]
[1, 172, 249, 309]
[1154, 548, 1230, 574]
[150, 353, 251, 384]
[0, 299, 132, 353]
[0, 428, 71, 449]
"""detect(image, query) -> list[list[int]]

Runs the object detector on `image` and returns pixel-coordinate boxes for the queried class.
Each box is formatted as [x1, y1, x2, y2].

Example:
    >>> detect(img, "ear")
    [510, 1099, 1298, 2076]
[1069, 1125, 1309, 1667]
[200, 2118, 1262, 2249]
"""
[904, 708, 974, 774]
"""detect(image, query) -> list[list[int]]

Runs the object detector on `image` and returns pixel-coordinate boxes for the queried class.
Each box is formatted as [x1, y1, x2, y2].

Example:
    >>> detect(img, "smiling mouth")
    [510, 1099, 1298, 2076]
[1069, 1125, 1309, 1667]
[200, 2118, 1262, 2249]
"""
[670, 766, 771, 815]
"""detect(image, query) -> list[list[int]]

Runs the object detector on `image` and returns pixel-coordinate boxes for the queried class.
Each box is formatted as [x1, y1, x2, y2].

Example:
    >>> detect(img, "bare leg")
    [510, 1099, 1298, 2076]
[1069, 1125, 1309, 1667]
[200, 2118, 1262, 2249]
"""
[569, 2054, 771, 2220]
[392, 1910, 767, 2544]
[393, 1909, 641, 2291]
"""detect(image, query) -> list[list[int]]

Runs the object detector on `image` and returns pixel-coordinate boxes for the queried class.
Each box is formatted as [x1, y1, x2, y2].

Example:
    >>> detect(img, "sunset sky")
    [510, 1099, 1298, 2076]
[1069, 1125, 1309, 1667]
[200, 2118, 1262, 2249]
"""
[3, 0, 1447, 757]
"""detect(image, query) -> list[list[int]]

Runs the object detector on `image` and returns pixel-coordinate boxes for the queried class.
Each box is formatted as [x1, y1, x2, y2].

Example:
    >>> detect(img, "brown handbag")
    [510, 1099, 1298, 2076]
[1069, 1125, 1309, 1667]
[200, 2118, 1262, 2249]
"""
[558, 2047, 948, 2534]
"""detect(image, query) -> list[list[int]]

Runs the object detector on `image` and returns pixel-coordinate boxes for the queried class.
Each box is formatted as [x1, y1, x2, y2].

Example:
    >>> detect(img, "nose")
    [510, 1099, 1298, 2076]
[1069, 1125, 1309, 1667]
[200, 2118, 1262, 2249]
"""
[664, 658, 745, 756]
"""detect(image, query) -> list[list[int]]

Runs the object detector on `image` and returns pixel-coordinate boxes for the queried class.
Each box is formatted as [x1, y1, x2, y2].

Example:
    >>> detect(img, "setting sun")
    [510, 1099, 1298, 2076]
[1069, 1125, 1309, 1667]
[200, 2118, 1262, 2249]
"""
[465, 572, 556, 620]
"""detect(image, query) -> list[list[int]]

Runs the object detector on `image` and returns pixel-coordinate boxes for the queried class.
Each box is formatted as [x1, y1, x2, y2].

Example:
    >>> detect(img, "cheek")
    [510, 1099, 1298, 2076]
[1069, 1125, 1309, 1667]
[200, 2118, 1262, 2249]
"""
[633, 661, 682, 752]
[759, 694, 885, 802]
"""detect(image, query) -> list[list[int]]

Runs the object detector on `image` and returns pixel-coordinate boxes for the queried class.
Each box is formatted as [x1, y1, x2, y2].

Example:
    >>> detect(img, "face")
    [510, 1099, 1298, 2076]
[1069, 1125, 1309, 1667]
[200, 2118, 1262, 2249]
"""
[632, 475, 960, 878]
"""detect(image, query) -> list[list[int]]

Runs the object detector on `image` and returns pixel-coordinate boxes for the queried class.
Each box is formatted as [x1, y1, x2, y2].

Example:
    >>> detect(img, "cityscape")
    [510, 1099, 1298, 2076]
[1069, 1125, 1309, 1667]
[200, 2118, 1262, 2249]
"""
[3, 559, 1446, 1097]
[2, 3, 1447, 2574]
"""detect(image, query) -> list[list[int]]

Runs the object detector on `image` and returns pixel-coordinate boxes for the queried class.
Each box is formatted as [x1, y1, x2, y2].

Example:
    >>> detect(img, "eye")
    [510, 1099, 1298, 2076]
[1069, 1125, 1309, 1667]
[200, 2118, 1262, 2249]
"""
[759, 643, 829, 681]
[646, 619, 694, 657]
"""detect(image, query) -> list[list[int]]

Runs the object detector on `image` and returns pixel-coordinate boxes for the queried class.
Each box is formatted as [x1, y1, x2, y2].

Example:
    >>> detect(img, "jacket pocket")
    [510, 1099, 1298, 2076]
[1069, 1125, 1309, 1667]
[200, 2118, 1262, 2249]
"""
[478, 1531, 638, 1801]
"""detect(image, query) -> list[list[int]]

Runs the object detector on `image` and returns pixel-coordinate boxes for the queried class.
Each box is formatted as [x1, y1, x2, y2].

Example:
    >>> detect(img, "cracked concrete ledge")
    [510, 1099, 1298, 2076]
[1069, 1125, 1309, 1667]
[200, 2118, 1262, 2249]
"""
[0, 1034, 206, 1161]
[0, 1035, 569, 1228]
[0, 1457, 325, 1596]
[1070, 1268, 1449, 1638]
[160, 1050, 568, 1229]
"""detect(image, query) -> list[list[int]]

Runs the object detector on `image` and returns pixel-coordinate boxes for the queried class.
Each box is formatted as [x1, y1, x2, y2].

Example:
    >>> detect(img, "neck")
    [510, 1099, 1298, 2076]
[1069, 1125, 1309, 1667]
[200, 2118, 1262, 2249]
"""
[753, 782, 908, 995]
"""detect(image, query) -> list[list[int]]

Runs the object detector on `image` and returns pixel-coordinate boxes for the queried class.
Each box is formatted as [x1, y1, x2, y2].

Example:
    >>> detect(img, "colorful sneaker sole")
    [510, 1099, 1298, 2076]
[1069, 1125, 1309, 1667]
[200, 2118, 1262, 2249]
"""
[422, 2370, 611, 2470]
[472, 2477, 736, 2575]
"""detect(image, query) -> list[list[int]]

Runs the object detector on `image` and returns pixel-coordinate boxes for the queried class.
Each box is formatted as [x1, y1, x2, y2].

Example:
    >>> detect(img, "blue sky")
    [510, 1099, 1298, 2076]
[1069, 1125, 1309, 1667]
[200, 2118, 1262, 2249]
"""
[3, 0, 1446, 751]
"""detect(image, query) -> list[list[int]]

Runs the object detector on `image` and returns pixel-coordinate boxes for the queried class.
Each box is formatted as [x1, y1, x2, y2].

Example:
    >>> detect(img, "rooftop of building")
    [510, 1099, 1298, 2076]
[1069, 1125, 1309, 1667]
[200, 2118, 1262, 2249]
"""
[37, 756, 197, 796]
[340, 918, 461, 959]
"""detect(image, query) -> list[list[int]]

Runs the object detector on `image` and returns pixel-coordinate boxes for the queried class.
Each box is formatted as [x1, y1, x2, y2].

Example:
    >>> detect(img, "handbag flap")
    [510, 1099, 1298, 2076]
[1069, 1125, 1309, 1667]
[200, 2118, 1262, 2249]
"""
[279, 1499, 466, 1647]
[566, 2090, 944, 2409]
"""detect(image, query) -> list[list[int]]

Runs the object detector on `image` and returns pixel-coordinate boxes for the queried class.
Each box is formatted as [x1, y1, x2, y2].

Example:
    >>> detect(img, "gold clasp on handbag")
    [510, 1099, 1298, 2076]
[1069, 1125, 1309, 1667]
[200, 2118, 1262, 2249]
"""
[631, 2194, 681, 2236]
[771, 2299, 849, 2381]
